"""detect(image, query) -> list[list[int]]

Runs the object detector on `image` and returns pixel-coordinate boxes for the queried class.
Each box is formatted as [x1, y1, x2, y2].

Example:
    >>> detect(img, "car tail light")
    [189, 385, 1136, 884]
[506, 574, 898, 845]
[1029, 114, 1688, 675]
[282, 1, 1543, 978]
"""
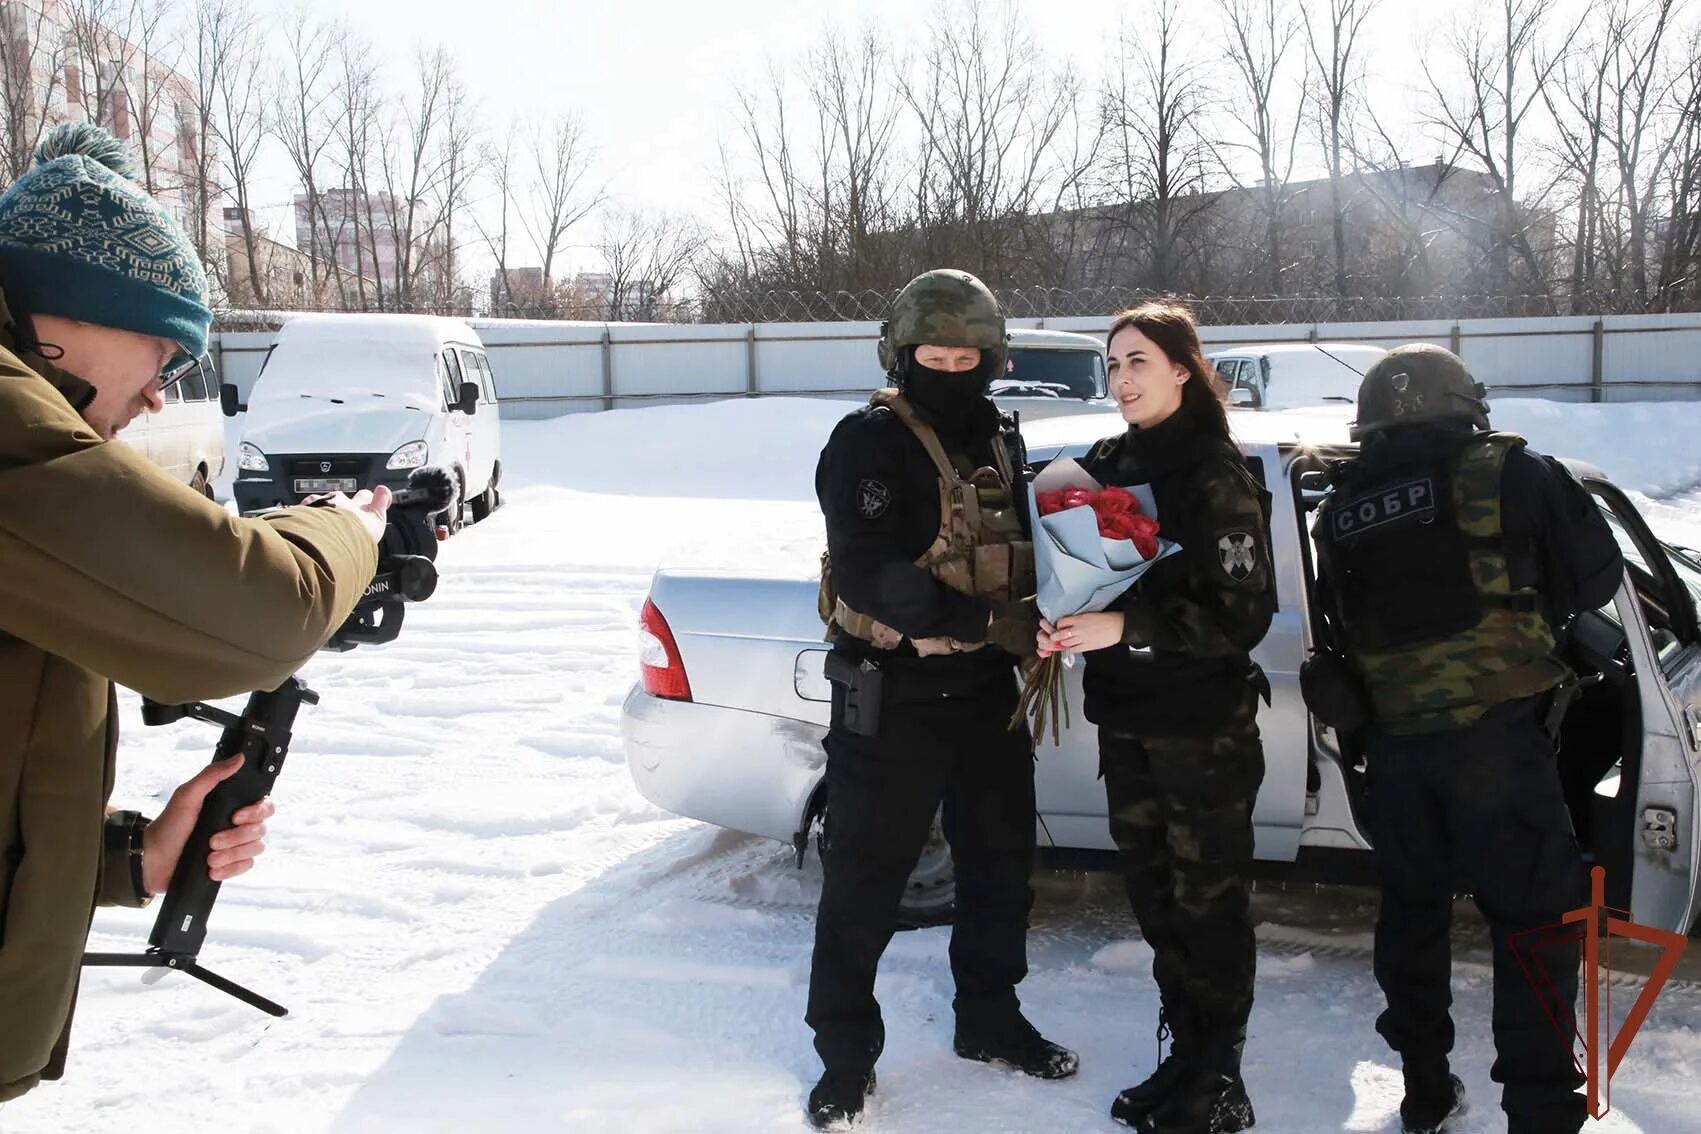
[639, 598, 692, 701]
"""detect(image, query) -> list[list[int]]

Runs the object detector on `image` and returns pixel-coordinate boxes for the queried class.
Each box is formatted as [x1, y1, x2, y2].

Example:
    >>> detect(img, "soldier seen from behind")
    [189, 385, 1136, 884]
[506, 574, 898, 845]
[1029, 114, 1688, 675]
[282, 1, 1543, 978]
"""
[1309, 345, 1624, 1134]
[805, 269, 1076, 1128]
[1039, 301, 1275, 1133]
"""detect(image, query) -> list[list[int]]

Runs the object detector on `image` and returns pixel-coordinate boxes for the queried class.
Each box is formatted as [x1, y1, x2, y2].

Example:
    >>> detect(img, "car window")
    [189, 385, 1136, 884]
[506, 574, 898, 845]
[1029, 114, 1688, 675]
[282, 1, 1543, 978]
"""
[455, 348, 487, 402]
[475, 353, 497, 401]
[1218, 360, 1243, 387]
[1589, 491, 1701, 670]
[990, 348, 1104, 400]
[441, 349, 464, 408]
[160, 381, 180, 405]
[179, 360, 208, 401]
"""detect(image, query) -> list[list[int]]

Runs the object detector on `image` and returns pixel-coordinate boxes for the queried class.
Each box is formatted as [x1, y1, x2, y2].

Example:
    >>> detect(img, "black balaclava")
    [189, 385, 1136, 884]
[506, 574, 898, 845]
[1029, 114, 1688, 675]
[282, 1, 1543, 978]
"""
[895, 346, 1001, 449]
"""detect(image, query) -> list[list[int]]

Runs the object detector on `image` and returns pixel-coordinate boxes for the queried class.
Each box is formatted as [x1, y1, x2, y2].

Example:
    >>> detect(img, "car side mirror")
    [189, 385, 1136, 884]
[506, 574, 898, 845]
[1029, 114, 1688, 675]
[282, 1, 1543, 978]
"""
[219, 383, 246, 417]
[1229, 387, 1259, 408]
[458, 381, 479, 415]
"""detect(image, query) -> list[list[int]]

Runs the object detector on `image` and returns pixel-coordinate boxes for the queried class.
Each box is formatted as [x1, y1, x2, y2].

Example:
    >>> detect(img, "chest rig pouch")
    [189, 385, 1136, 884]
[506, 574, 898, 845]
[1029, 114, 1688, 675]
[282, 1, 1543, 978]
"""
[1319, 431, 1564, 733]
[819, 389, 1033, 656]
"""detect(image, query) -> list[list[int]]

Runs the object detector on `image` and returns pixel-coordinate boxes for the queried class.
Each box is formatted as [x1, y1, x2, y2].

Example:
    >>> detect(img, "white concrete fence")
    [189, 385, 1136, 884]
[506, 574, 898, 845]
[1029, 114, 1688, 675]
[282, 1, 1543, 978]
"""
[212, 311, 1701, 420]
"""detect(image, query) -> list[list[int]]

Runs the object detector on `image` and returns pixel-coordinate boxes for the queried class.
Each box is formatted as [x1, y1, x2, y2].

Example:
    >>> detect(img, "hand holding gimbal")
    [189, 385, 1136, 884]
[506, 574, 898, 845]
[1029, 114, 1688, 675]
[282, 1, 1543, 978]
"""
[81, 467, 457, 1016]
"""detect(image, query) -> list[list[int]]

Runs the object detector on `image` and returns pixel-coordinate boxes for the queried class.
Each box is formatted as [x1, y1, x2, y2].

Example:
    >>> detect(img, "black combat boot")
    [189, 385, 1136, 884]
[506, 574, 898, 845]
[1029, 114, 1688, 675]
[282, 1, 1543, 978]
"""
[953, 1013, 1080, 1079]
[1399, 1064, 1466, 1134]
[806, 1068, 876, 1129]
[1111, 1006, 1194, 1125]
[1128, 1032, 1254, 1134]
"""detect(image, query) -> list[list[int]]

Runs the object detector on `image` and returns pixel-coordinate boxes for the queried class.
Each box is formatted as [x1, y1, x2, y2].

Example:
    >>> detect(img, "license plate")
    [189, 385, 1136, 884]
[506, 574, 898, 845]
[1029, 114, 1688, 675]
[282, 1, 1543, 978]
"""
[294, 476, 358, 493]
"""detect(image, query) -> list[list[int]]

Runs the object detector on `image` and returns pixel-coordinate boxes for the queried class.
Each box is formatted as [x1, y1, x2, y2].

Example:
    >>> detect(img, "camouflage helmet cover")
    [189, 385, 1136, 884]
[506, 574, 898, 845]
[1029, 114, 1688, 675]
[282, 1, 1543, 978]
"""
[877, 268, 1009, 374]
[1352, 343, 1490, 440]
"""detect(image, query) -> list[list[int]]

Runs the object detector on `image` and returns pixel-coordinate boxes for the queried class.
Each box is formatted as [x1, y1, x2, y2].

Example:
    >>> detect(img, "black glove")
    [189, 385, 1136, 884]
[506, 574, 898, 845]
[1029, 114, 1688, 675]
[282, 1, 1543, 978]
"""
[985, 598, 1040, 659]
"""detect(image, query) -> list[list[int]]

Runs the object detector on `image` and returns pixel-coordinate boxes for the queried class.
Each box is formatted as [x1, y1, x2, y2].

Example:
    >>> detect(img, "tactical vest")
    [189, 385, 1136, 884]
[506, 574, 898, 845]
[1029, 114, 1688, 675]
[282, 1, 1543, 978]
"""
[818, 389, 1034, 656]
[1317, 431, 1569, 734]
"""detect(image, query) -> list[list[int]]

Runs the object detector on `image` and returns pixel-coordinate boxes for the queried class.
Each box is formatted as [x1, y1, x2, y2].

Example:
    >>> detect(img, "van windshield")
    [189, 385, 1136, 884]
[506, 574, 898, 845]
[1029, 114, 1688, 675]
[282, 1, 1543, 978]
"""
[248, 338, 442, 408]
[990, 348, 1104, 400]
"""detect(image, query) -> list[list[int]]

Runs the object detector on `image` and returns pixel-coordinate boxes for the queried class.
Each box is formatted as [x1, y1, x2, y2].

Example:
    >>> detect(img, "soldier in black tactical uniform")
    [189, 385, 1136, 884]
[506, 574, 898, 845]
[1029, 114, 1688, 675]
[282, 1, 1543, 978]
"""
[804, 270, 1076, 1129]
[1044, 302, 1274, 1134]
[1310, 345, 1624, 1134]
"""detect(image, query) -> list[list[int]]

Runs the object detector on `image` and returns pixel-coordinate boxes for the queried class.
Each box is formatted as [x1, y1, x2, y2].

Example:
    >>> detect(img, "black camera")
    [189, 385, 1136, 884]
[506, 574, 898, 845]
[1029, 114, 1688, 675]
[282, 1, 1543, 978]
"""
[321, 466, 454, 650]
[82, 466, 458, 1016]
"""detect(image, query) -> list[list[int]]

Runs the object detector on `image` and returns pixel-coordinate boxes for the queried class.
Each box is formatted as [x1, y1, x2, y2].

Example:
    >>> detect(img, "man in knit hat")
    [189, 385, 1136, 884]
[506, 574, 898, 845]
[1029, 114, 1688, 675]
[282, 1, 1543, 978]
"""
[0, 124, 388, 1100]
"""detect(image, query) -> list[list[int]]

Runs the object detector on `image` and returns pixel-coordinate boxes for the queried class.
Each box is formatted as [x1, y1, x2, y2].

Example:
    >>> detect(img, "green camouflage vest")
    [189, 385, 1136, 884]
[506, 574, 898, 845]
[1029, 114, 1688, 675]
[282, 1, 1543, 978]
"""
[819, 389, 1033, 656]
[1321, 432, 1569, 734]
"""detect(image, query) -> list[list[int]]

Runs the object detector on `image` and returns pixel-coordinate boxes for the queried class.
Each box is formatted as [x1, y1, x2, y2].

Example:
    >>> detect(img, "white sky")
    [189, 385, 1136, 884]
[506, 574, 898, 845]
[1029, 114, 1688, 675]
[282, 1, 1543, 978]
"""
[242, 0, 1564, 286]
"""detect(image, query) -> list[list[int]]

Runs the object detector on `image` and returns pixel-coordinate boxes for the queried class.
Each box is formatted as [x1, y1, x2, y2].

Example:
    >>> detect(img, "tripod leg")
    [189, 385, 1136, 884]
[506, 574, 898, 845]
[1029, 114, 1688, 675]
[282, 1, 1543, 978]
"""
[180, 962, 289, 1017]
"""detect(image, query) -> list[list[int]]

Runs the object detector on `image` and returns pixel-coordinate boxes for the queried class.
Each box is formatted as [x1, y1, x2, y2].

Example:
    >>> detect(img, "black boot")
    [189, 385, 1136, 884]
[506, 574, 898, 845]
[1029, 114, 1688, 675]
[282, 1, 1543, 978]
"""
[953, 1013, 1080, 1079]
[806, 1068, 876, 1129]
[1129, 1030, 1254, 1134]
[1400, 1068, 1466, 1134]
[1111, 1007, 1193, 1125]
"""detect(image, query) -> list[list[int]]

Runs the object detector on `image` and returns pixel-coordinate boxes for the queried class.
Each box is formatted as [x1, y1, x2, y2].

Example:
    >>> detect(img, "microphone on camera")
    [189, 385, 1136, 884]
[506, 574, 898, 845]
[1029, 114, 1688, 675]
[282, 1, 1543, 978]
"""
[390, 466, 456, 512]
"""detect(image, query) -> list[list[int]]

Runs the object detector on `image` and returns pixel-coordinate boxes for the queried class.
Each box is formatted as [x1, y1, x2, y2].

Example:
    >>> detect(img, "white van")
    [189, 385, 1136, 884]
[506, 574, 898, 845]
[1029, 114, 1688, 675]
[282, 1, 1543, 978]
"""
[1208, 342, 1388, 410]
[119, 358, 226, 497]
[990, 328, 1110, 421]
[228, 314, 503, 522]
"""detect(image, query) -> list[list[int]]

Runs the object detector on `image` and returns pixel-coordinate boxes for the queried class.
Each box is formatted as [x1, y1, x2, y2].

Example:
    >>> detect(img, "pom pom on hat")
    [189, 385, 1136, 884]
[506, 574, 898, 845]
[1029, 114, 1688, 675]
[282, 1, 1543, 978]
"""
[34, 122, 140, 180]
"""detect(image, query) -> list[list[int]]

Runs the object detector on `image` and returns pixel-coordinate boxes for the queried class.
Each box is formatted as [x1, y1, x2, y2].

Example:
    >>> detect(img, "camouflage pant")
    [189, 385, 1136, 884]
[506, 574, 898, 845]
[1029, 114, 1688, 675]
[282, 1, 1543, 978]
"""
[1101, 722, 1265, 1052]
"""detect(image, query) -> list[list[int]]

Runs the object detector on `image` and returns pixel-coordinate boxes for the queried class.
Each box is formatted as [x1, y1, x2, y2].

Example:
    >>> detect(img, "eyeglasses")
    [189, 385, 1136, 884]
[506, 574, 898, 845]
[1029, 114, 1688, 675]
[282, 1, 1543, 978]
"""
[157, 352, 209, 393]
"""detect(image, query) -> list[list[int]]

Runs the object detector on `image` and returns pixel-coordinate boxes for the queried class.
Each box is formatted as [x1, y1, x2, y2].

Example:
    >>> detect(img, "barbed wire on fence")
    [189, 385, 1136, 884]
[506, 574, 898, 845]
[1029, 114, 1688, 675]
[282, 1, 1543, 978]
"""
[211, 287, 1667, 334]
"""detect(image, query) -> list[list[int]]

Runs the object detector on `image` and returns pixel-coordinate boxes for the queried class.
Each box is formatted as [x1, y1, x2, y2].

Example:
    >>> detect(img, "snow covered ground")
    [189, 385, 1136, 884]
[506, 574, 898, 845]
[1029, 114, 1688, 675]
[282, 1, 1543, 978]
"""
[7, 397, 1701, 1134]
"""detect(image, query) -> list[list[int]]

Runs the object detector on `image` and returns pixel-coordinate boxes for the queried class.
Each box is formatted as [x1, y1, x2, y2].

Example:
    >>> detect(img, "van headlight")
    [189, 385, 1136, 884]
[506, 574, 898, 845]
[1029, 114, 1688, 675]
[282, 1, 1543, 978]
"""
[387, 441, 429, 470]
[238, 442, 269, 472]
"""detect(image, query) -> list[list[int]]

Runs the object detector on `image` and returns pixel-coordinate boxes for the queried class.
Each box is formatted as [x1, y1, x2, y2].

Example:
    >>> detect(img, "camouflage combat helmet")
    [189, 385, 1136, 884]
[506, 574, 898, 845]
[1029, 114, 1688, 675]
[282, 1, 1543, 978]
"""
[1352, 343, 1490, 440]
[877, 268, 1008, 376]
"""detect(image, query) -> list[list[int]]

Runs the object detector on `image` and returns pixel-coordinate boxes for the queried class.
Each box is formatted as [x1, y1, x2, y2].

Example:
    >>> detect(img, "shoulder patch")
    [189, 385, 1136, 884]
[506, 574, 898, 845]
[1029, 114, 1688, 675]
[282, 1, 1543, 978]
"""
[1217, 529, 1259, 581]
[856, 478, 892, 519]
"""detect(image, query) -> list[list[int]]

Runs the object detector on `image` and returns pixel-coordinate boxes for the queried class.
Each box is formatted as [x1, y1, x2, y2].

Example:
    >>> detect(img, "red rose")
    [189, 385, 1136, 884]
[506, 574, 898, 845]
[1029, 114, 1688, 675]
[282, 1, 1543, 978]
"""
[1091, 487, 1138, 516]
[1035, 490, 1068, 515]
[1060, 487, 1094, 509]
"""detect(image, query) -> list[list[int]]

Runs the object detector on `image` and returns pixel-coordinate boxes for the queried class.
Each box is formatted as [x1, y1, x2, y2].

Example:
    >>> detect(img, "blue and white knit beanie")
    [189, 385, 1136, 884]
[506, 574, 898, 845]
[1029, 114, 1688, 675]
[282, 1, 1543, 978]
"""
[0, 123, 211, 356]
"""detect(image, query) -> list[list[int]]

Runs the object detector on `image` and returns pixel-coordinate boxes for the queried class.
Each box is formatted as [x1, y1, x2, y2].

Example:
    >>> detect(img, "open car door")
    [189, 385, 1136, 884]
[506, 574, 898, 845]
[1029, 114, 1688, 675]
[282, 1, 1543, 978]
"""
[1575, 474, 1701, 934]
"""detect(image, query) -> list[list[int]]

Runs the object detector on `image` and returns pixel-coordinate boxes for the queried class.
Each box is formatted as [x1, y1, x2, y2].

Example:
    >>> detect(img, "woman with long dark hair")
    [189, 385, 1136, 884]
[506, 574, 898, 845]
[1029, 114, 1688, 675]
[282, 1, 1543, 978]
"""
[1041, 302, 1274, 1133]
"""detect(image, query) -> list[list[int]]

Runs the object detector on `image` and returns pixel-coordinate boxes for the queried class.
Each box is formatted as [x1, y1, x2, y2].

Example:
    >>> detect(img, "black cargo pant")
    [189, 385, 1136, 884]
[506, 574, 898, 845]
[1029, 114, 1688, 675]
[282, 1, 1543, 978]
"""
[1100, 719, 1265, 1061]
[1367, 694, 1588, 1134]
[805, 661, 1037, 1075]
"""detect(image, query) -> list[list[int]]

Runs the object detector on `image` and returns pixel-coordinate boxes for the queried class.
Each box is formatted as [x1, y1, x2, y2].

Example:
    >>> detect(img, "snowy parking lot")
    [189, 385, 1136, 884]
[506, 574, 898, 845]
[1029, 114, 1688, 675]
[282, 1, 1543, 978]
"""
[8, 398, 1701, 1133]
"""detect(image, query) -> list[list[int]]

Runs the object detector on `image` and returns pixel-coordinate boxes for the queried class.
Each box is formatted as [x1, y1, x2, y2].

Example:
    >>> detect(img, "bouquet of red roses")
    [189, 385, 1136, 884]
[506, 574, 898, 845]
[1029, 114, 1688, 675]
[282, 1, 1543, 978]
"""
[1014, 460, 1180, 746]
[1034, 486, 1162, 559]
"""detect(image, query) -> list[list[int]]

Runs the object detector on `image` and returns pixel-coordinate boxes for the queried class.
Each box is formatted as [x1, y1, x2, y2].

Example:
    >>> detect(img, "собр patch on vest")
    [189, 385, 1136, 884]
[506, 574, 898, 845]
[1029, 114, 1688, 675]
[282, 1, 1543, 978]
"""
[1331, 478, 1436, 541]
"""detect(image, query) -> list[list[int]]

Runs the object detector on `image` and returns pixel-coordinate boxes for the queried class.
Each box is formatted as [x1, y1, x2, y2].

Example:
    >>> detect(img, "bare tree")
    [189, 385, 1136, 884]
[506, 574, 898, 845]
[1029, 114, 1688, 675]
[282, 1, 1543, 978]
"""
[330, 27, 380, 308]
[595, 206, 705, 320]
[207, 0, 269, 305]
[1093, 0, 1215, 291]
[183, 0, 229, 278]
[273, 8, 342, 305]
[1304, 0, 1381, 298]
[1218, 0, 1307, 294]
[1421, 0, 1579, 304]
[427, 64, 477, 309]
[1544, 7, 1616, 309]
[0, 1, 66, 184]
[473, 121, 523, 312]
[901, 2, 1091, 283]
[519, 111, 600, 290]
[375, 47, 458, 309]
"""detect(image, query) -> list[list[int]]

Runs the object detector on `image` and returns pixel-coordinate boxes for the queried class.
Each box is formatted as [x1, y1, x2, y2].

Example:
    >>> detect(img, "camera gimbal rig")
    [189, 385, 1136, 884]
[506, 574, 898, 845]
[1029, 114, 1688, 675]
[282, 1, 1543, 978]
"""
[81, 467, 453, 1016]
